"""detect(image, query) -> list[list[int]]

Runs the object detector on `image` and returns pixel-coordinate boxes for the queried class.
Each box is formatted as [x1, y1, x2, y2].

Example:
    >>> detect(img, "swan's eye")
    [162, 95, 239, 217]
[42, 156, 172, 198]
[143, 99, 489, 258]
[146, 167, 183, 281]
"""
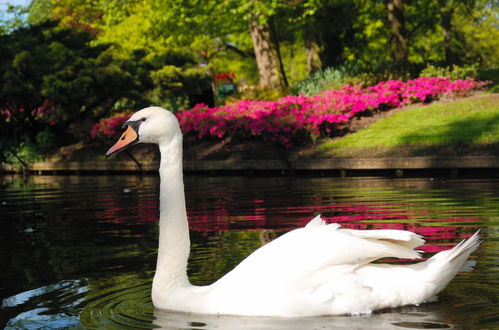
[141, 117, 147, 122]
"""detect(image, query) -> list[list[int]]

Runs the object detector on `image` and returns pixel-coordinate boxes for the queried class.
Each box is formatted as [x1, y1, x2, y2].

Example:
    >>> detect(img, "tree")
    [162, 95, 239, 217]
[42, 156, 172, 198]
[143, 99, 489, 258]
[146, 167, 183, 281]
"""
[386, 0, 408, 64]
[0, 4, 27, 34]
[455, 0, 499, 67]
[437, 0, 480, 66]
[249, 18, 285, 88]
[0, 21, 144, 164]
[24, 0, 499, 97]
[40, 0, 291, 89]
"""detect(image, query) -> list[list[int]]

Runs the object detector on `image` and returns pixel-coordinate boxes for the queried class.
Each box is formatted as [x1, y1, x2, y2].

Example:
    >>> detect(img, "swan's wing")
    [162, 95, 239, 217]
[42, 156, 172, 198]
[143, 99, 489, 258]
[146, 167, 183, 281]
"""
[205, 216, 427, 315]
[215, 216, 425, 290]
[339, 228, 425, 249]
[305, 215, 424, 249]
[305, 214, 330, 228]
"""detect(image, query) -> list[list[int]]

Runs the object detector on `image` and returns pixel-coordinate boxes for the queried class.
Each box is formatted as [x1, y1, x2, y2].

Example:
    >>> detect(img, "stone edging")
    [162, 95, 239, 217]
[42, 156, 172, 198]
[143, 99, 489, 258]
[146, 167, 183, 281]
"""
[1, 156, 498, 174]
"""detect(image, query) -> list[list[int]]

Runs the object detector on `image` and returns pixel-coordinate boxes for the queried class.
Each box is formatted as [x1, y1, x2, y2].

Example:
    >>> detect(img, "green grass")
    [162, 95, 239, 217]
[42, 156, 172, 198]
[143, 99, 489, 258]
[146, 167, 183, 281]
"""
[317, 94, 499, 157]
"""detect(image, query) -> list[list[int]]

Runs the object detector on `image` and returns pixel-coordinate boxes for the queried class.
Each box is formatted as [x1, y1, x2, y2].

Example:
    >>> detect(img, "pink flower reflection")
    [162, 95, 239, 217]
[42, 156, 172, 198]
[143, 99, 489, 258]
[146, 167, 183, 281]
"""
[187, 200, 480, 254]
[94, 190, 480, 255]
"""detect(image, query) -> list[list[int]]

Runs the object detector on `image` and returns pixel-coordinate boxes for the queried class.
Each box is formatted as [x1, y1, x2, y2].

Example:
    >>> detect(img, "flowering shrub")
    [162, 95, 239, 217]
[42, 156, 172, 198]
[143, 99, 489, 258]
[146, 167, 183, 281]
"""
[90, 112, 131, 139]
[176, 77, 485, 147]
[90, 77, 485, 146]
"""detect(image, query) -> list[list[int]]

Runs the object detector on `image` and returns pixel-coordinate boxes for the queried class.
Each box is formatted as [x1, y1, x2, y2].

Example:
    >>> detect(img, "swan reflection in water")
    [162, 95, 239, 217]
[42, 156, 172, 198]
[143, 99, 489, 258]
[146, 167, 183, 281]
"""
[152, 307, 453, 330]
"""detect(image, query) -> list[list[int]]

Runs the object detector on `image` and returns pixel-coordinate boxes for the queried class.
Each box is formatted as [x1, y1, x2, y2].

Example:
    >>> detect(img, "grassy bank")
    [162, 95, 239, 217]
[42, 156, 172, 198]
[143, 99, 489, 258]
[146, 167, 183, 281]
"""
[315, 94, 499, 158]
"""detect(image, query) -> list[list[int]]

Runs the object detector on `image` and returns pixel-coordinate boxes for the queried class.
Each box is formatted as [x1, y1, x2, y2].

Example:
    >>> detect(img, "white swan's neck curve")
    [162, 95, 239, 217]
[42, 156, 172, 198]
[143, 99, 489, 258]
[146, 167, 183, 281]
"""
[152, 132, 191, 298]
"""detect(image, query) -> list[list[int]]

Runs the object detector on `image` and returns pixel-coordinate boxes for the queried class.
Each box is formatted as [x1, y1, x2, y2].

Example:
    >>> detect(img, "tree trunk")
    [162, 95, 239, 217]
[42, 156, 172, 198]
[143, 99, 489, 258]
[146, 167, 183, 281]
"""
[305, 38, 322, 73]
[249, 19, 284, 89]
[269, 18, 288, 87]
[441, 7, 456, 65]
[386, 0, 408, 64]
[309, 1, 357, 68]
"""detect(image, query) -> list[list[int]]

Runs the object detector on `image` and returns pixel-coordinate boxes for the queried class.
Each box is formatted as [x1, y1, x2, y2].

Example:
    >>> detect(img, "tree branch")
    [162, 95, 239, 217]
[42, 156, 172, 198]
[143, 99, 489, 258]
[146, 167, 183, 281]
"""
[224, 43, 255, 58]
[7, 146, 28, 169]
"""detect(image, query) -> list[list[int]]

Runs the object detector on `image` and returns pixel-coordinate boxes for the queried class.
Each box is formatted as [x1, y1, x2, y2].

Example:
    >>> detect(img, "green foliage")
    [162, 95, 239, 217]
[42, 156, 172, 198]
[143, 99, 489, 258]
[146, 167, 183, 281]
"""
[0, 5, 27, 34]
[344, 70, 412, 87]
[226, 85, 289, 103]
[291, 64, 413, 95]
[478, 68, 499, 93]
[26, 0, 53, 25]
[292, 67, 350, 95]
[35, 128, 56, 153]
[15, 140, 46, 162]
[454, 1, 499, 68]
[420, 64, 479, 80]
[29, 0, 499, 94]
[148, 60, 213, 112]
[2, 136, 46, 166]
[0, 21, 146, 164]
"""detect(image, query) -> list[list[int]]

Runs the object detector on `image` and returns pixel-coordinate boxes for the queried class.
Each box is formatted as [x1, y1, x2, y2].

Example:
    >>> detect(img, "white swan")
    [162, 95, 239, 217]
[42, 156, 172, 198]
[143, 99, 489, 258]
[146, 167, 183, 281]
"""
[106, 106, 480, 317]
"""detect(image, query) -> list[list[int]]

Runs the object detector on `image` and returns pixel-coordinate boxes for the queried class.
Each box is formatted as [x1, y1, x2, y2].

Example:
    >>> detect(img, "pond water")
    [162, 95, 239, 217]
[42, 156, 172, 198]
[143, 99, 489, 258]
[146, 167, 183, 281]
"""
[0, 174, 497, 329]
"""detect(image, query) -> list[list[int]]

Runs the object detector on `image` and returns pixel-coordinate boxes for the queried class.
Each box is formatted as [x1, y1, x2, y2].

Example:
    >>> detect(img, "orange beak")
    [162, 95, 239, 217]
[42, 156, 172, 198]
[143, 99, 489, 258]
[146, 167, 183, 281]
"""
[106, 125, 139, 156]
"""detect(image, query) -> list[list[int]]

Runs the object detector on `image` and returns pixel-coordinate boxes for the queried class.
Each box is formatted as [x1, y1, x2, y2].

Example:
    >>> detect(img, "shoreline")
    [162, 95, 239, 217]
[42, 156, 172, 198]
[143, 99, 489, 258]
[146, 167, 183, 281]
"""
[2, 156, 499, 177]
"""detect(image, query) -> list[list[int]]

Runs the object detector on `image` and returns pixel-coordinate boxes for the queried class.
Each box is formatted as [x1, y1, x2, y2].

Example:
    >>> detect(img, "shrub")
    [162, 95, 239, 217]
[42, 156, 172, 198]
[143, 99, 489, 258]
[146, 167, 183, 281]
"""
[292, 65, 414, 95]
[291, 66, 350, 96]
[175, 77, 485, 148]
[225, 85, 289, 103]
[90, 112, 131, 140]
[344, 71, 411, 88]
[35, 128, 56, 153]
[420, 64, 479, 80]
[91, 77, 485, 148]
[478, 68, 499, 93]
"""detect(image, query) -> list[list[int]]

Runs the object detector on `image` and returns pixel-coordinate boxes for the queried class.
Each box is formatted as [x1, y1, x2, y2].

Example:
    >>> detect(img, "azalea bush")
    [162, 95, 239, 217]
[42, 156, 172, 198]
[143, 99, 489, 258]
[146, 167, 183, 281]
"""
[176, 77, 485, 147]
[90, 113, 131, 140]
[91, 77, 485, 147]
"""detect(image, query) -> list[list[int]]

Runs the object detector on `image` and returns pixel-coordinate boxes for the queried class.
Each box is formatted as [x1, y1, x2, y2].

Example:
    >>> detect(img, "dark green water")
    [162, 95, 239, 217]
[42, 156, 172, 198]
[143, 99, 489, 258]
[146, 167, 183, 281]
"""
[0, 175, 497, 329]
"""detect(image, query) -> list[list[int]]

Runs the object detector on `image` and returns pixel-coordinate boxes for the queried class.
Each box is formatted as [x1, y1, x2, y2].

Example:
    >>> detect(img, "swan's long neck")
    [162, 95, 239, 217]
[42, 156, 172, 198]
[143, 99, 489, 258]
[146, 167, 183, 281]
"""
[153, 133, 190, 292]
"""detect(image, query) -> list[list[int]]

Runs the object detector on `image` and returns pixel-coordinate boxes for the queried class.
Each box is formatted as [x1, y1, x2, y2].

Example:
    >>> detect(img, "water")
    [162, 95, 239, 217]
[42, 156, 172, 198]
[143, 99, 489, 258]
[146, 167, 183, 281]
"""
[0, 174, 497, 329]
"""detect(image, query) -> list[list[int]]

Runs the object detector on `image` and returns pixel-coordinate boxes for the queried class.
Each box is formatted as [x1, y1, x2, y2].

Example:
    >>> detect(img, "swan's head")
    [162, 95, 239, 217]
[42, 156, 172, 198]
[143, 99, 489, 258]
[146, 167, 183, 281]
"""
[106, 106, 180, 156]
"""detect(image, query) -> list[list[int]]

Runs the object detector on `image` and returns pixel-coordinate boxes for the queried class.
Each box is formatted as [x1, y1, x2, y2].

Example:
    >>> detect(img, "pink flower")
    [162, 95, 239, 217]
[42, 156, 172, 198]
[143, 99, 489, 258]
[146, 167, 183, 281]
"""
[90, 113, 131, 139]
[174, 77, 484, 147]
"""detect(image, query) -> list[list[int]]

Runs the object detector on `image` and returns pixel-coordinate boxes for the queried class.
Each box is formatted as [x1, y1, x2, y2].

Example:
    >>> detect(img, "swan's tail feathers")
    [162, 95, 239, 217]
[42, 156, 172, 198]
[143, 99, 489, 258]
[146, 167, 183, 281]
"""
[409, 230, 481, 304]
[431, 230, 481, 267]
[423, 230, 480, 295]
[452, 230, 481, 263]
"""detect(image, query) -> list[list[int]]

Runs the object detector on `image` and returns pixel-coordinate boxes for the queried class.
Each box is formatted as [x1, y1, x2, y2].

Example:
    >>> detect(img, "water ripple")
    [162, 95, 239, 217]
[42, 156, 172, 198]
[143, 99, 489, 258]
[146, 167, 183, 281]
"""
[80, 277, 155, 329]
